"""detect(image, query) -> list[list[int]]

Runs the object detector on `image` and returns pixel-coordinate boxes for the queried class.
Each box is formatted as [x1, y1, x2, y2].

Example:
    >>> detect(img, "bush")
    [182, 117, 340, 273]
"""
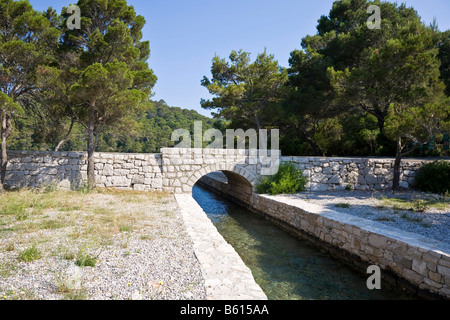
[256, 162, 308, 195]
[415, 160, 450, 194]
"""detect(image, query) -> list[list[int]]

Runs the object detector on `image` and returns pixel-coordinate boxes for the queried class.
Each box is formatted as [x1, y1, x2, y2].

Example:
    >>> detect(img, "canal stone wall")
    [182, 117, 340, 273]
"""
[198, 174, 450, 300]
[174, 193, 268, 300]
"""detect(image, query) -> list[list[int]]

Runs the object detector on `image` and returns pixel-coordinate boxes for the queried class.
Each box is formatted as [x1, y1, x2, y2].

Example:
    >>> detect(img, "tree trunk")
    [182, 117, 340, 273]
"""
[376, 113, 385, 134]
[55, 118, 75, 152]
[87, 104, 96, 189]
[298, 125, 324, 157]
[392, 136, 402, 191]
[0, 110, 6, 194]
[0, 109, 12, 193]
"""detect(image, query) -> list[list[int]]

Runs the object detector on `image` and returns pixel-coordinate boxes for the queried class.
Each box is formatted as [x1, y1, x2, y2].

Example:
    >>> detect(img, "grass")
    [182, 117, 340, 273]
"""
[75, 250, 98, 268]
[119, 225, 132, 232]
[0, 187, 175, 300]
[378, 196, 450, 212]
[372, 196, 447, 226]
[400, 212, 423, 223]
[17, 245, 41, 263]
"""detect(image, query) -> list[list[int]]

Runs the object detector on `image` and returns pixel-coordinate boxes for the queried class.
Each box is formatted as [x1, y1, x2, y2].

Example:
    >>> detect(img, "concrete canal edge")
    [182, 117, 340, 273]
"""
[198, 174, 450, 300]
[174, 193, 268, 300]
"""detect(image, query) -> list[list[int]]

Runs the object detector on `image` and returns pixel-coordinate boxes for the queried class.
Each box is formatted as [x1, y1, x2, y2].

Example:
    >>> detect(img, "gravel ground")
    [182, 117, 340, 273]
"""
[0, 190, 207, 300]
[278, 190, 450, 244]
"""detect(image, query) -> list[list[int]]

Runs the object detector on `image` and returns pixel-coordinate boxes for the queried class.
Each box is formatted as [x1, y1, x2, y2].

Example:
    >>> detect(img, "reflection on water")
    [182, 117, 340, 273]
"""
[192, 184, 418, 300]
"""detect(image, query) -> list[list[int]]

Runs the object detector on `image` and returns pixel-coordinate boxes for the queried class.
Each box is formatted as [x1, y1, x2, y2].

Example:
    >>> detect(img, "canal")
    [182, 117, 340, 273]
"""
[192, 184, 419, 300]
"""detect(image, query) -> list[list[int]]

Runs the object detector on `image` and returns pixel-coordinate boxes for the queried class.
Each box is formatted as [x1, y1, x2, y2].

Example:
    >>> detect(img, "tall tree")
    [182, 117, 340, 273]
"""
[201, 49, 288, 131]
[330, 17, 448, 189]
[385, 100, 450, 190]
[296, 0, 421, 134]
[60, 0, 157, 188]
[284, 47, 335, 156]
[0, 0, 59, 192]
[69, 61, 146, 186]
[438, 30, 450, 97]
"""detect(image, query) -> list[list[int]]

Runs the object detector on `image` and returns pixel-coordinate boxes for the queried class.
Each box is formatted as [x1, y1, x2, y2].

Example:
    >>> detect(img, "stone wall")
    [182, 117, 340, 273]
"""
[3, 149, 448, 193]
[284, 156, 435, 191]
[4, 148, 278, 193]
[198, 174, 450, 299]
[4, 150, 164, 191]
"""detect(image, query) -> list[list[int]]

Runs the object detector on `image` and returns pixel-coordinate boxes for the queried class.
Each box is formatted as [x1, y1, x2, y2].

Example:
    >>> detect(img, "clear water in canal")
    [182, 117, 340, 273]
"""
[192, 184, 419, 300]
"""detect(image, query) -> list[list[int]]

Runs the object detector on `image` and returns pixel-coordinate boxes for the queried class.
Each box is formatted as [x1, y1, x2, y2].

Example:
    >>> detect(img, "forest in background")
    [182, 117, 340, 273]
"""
[8, 99, 216, 153]
[1, 0, 450, 190]
[200, 0, 450, 160]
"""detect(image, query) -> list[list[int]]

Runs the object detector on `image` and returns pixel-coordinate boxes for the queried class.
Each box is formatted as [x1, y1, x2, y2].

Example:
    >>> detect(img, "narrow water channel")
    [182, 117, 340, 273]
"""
[192, 184, 418, 300]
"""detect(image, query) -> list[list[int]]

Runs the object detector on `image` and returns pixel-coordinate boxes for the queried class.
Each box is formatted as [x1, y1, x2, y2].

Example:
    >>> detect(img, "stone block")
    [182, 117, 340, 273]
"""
[152, 178, 163, 189]
[365, 174, 378, 184]
[131, 175, 145, 185]
[428, 271, 442, 283]
[328, 174, 342, 184]
[399, 181, 409, 189]
[412, 259, 428, 276]
[310, 183, 328, 191]
[368, 234, 388, 249]
[133, 184, 146, 191]
[110, 176, 131, 187]
[437, 265, 450, 279]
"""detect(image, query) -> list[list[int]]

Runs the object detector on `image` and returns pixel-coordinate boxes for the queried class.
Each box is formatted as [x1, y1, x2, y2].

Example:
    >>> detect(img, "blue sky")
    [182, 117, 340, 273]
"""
[30, 0, 450, 117]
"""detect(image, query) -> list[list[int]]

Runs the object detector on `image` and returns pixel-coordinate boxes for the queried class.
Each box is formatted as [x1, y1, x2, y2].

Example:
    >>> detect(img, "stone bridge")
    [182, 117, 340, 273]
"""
[158, 148, 280, 194]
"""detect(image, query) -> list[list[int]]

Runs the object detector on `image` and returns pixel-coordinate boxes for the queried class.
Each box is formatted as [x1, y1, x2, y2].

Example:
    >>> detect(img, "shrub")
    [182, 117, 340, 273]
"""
[256, 162, 308, 195]
[415, 160, 450, 194]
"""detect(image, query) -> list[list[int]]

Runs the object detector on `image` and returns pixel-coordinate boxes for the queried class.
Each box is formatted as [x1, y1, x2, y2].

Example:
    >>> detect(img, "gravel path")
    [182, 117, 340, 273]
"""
[0, 190, 207, 300]
[277, 190, 450, 244]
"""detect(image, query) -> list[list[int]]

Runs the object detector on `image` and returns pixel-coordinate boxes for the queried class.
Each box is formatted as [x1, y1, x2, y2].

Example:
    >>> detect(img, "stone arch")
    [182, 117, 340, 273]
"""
[183, 163, 257, 194]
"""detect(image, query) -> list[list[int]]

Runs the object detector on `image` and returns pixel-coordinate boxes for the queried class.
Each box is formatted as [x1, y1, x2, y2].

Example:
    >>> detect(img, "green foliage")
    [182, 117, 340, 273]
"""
[0, 201, 26, 217]
[281, 0, 450, 159]
[256, 163, 307, 195]
[1, 0, 449, 168]
[0, 0, 60, 192]
[8, 99, 215, 153]
[201, 49, 288, 130]
[438, 30, 450, 96]
[415, 160, 450, 194]
[17, 245, 41, 263]
[412, 199, 429, 213]
[75, 250, 98, 268]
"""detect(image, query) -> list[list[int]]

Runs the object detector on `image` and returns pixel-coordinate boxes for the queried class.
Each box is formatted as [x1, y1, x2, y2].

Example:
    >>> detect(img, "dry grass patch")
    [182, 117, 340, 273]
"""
[0, 187, 178, 299]
[378, 196, 450, 212]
